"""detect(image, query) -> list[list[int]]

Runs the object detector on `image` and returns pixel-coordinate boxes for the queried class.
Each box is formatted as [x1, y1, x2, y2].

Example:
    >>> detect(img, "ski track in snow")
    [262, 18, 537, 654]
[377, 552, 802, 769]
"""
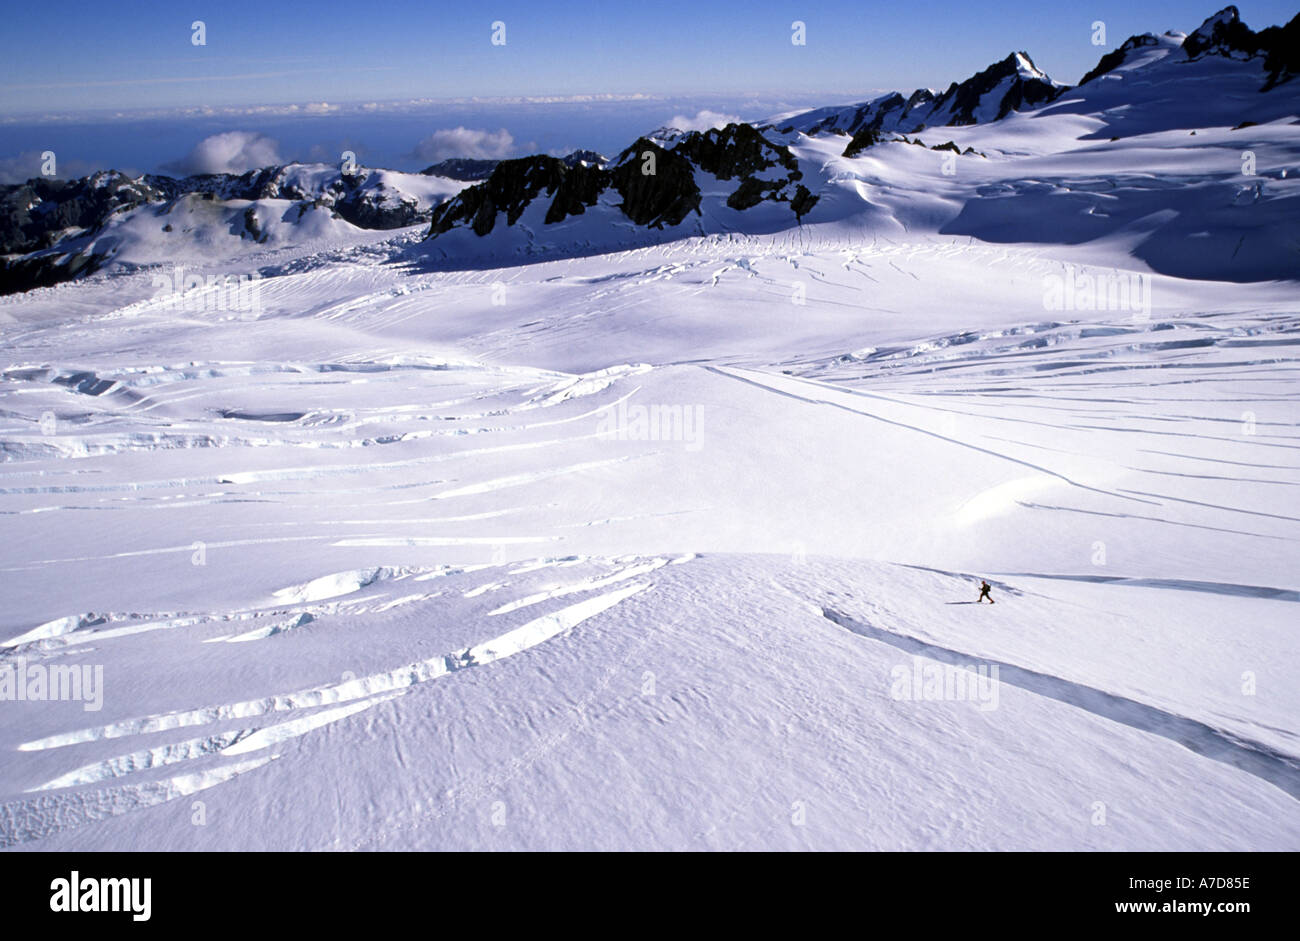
[822, 607, 1300, 800]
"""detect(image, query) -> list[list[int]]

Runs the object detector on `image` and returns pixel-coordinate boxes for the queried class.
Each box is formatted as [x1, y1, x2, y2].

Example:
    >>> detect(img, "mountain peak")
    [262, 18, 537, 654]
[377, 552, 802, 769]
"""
[1077, 32, 1165, 85]
[1182, 4, 1260, 58]
[1077, 6, 1297, 90]
[1004, 51, 1053, 83]
[925, 51, 1065, 126]
[1190, 5, 1241, 40]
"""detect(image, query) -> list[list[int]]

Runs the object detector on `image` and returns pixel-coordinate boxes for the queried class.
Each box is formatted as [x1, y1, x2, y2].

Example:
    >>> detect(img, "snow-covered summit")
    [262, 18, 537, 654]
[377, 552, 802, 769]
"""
[777, 49, 1065, 139]
[1010, 51, 1056, 83]
[1184, 5, 1250, 54]
[1180, 4, 1300, 88]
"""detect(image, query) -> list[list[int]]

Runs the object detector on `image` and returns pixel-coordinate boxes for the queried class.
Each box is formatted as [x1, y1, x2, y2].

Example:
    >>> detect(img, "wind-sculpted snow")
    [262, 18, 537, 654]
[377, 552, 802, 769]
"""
[19, 575, 653, 755]
[1, 130, 1298, 848]
[0, 755, 278, 849]
[0, 559, 662, 846]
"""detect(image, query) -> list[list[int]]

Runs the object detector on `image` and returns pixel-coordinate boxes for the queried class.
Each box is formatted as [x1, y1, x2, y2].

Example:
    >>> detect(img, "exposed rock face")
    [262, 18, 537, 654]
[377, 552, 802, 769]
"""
[430, 156, 577, 235]
[608, 139, 702, 228]
[1, 163, 459, 295]
[0, 171, 169, 294]
[781, 53, 1065, 139]
[843, 128, 883, 158]
[1260, 14, 1300, 89]
[843, 130, 984, 160]
[1078, 34, 1161, 85]
[789, 185, 818, 219]
[420, 151, 605, 182]
[1182, 2, 1300, 88]
[223, 166, 433, 229]
[242, 205, 266, 243]
[799, 94, 908, 138]
[670, 123, 806, 217]
[802, 6, 1298, 150]
[544, 162, 607, 224]
[1182, 5, 1260, 58]
[1, 246, 112, 294]
[561, 150, 607, 169]
[333, 176, 424, 229]
[427, 123, 816, 240]
[928, 53, 1064, 126]
[420, 158, 500, 181]
[904, 88, 937, 114]
[1076, 7, 1300, 92]
[675, 123, 797, 180]
[1, 164, 442, 257]
[0, 171, 165, 257]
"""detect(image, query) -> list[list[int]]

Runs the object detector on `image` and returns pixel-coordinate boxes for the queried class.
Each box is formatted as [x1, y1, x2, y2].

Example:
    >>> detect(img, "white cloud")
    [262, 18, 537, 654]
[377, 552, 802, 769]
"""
[413, 127, 514, 163]
[166, 131, 283, 175]
[665, 109, 741, 132]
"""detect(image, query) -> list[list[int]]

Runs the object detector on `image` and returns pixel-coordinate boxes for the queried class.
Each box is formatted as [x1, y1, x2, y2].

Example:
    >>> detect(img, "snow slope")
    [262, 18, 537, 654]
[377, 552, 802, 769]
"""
[0, 6, 1297, 852]
[0, 222, 1296, 850]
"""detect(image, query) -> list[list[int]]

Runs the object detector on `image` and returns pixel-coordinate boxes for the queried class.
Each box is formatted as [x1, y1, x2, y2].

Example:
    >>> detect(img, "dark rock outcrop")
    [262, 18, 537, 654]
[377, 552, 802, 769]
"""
[608, 139, 702, 228]
[1074, 8, 1298, 94]
[561, 150, 607, 169]
[789, 185, 819, 220]
[0, 171, 165, 258]
[674, 122, 798, 180]
[1, 163, 454, 296]
[783, 53, 1065, 139]
[929, 53, 1065, 126]
[427, 123, 813, 240]
[1259, 13, 1300, 89]
[430, 156, 576, 235]
[1182, 6, 1262, 58]
[843, 127, 883, 158]
[1180, 6, 1299, 89]
[419, 158, 500, 181]
[1078, 33, 1162, 85]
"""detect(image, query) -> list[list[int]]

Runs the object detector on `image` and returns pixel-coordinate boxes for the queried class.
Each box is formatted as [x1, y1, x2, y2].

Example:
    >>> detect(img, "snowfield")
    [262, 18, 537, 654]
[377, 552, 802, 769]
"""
[1, 225, 1296, 850]
[1, 9, 1298, 850]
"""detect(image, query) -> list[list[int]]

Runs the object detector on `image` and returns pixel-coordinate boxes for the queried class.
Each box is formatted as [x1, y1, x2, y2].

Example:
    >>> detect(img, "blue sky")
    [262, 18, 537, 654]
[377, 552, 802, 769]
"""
[3, 1, 1297, 115]
[1, 1, 1294, 183]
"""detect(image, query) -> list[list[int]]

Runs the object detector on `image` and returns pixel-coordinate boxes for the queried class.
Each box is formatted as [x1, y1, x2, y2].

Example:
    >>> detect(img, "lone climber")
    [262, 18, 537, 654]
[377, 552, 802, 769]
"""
[977, 580, 995, 604]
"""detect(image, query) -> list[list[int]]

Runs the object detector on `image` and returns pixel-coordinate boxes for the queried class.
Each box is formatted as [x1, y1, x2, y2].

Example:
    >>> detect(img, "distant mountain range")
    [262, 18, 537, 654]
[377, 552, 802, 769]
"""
[421, 150, 606, 181]
[2, 6, 1296, 294]
[418, 5, 1299, 280]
